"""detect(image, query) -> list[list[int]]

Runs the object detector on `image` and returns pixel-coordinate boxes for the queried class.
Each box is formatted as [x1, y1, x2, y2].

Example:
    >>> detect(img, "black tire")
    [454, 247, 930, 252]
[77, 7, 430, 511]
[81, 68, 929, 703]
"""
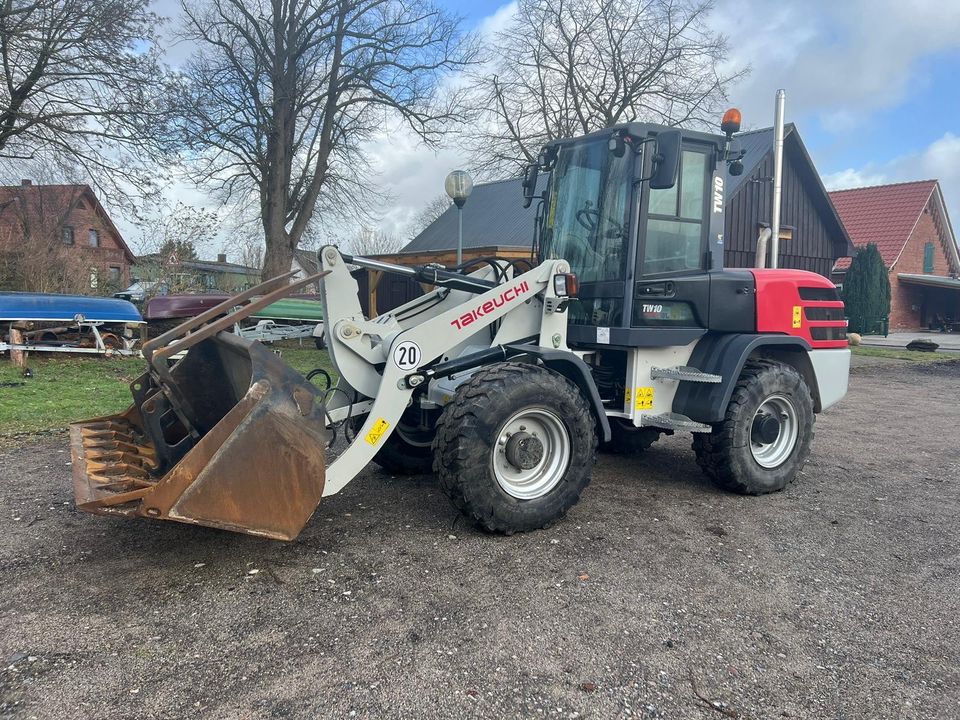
[692, 359, 815, 495]
[314, 333, 326, 350]
[432, 362, 597, 533]
[355, 410, 435, 475]
[604, 419, 664, 455]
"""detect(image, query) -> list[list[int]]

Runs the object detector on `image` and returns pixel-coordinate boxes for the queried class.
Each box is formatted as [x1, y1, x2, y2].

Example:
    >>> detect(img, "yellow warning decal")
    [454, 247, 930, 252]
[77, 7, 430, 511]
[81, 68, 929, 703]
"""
[624, 387, 632, 411]
[792, 305, 802, 329]
[365, 418, 390, 446]
[635, 386, 655, 411]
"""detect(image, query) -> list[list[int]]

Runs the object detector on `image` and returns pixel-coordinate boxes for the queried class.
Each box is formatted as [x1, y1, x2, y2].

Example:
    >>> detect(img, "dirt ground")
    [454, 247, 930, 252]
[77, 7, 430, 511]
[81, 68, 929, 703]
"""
[0, 360, 958, 719]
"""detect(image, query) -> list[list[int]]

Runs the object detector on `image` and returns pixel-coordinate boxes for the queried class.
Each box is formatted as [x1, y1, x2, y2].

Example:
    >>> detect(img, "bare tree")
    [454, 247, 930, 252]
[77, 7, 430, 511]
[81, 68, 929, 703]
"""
[467, 0, 747, 177]
[408, 193, 450, 238]
[346, 224, 403, 256]
[136, 202, 219, 260]
[173, 0, 478, 280]
[0, 0, 170, 203]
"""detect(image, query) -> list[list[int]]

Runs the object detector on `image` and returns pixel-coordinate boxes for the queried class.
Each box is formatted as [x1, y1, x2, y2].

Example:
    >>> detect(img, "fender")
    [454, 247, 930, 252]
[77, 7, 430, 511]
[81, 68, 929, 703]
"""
[506, 344, 612, 443]
[673, 333, 813, 424]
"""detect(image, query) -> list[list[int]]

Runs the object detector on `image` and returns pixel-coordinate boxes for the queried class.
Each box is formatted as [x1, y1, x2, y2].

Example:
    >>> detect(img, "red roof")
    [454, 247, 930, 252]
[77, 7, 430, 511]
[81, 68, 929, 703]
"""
[829, 180, 937, 271]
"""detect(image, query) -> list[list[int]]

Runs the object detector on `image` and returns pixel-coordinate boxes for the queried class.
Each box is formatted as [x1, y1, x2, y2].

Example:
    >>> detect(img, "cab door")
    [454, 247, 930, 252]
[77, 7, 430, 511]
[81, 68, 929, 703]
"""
[631, 141, 715, 335]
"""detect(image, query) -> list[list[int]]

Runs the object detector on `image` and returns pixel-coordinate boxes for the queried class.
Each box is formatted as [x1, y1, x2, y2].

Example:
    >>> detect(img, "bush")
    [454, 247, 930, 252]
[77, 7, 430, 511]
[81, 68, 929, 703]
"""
[842, 244, 890, 334]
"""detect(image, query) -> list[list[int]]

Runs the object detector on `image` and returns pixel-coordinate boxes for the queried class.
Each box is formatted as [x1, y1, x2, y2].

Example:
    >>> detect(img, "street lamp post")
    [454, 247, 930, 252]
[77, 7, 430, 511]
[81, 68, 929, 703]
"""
[445, 170, 473, 265]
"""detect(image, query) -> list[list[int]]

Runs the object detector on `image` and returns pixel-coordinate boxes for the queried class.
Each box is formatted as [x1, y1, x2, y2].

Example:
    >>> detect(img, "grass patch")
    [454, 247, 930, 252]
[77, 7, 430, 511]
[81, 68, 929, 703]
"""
[0, 341, 336, 440]
[851, 345, 960, 363]
[0, 355, 145, 438]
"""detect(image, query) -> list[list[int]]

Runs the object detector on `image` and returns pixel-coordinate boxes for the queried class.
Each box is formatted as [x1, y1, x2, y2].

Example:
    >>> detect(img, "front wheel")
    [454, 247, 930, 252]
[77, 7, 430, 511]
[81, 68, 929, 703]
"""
[692, 359, 815, 494]
[433, 362, 597, 533]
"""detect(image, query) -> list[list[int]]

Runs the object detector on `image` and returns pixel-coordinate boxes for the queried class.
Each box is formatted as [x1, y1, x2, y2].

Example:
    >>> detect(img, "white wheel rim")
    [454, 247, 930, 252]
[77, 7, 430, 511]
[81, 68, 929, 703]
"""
[750, 394, 799, 469]
[492, 408, 571, 500]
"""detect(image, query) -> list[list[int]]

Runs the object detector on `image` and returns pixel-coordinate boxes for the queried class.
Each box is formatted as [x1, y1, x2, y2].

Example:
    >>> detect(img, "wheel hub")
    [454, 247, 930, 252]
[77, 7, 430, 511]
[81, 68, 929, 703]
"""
[492, 408, 571, 500]
[751, 414, 781, 444]
[505, 432, 544, 470]
[749, 394, 799, 469]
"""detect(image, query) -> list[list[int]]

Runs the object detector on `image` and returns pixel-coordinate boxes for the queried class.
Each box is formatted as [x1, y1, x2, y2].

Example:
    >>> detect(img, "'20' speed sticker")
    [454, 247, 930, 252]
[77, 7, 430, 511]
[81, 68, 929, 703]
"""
[393, 340, 422, 370]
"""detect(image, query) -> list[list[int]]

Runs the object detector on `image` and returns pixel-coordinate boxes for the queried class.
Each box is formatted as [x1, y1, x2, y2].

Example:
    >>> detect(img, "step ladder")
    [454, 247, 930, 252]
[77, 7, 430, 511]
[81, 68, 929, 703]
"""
[650, 366, 722, 383]
[640, 412, 712, 433]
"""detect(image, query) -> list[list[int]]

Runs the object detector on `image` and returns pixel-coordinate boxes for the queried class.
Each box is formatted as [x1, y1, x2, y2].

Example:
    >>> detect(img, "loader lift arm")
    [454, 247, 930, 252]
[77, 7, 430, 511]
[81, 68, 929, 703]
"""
[317, 246, 603, 496]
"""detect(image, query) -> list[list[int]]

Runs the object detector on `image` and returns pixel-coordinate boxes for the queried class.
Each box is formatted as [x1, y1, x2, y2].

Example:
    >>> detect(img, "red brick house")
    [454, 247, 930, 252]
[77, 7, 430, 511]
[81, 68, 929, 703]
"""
[830, 180, 960, 330]
[0, 180, 136, 294]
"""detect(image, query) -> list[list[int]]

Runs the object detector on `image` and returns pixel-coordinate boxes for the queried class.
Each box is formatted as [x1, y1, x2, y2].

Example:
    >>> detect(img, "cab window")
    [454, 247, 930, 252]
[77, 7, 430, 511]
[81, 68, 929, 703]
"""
[642, 150, 709, 275]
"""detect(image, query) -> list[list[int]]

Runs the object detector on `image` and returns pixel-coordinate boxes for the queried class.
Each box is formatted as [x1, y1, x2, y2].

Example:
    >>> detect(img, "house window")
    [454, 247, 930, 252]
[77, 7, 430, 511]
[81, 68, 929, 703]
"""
[62, 226, 75, 245]
[108, 266, 121, 283]
[923, 242, 935, 273]
[89, 229, 99, 247]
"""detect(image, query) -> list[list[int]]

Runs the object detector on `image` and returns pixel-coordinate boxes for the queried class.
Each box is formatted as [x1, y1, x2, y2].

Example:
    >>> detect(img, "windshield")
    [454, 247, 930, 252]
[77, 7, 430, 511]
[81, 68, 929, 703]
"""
[541, 138, 632, 284]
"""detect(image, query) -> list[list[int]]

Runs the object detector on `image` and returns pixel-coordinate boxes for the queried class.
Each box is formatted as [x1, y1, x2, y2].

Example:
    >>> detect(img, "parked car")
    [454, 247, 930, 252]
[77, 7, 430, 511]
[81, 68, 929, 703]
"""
[113, 280, 168, 303]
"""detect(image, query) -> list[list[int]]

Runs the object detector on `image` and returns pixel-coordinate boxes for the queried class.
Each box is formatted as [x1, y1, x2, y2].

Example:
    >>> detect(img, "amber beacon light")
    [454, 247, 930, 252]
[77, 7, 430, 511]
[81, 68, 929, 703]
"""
[721, 108, 742, 135]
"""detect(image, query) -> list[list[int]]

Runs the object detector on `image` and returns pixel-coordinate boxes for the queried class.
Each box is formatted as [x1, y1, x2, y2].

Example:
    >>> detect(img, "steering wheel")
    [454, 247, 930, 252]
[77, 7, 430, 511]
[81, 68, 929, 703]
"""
[576, 206, 624, 238]
[576, 207, 601, 232]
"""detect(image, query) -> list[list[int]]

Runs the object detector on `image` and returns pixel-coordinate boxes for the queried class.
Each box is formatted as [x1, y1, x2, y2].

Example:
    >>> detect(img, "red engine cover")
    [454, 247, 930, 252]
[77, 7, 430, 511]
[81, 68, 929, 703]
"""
[750, 269, 848, 349]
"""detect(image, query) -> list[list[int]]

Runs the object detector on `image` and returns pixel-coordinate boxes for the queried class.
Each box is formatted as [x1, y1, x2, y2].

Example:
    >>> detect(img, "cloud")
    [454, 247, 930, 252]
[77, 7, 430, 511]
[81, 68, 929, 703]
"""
[822, 132, 960, 221]
[820, 168, 888, 192]
[713, 0, 960, 131]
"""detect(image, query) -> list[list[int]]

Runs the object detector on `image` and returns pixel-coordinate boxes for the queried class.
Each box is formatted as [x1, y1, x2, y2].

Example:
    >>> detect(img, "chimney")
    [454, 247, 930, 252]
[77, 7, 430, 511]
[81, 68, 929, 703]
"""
[217, 253, 227, 263]
[21, 179, 31, 186]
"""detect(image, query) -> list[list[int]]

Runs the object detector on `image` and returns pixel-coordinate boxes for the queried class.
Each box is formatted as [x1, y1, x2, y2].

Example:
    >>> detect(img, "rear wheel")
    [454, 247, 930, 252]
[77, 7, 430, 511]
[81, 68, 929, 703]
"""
[433, 362, 597, 533]
[692, 359, 814, 494]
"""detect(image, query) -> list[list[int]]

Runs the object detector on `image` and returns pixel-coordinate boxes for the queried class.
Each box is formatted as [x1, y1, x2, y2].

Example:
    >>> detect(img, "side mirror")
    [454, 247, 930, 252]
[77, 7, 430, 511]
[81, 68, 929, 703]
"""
[608, 134, 626, 158]
[521, 162, 539, 208]
[649, 130, 681, 190]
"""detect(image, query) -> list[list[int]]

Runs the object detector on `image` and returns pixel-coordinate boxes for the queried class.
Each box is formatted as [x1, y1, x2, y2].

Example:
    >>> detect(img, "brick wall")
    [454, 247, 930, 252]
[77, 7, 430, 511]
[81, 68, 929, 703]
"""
[888, 198, 955, 330]
[0, 184, 133, 293]
[59, 197, 133, 290]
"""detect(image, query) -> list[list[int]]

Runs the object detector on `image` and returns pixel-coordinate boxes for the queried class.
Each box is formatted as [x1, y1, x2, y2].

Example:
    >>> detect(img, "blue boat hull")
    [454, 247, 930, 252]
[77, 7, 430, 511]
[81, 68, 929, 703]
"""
[0, 292, 144, 324]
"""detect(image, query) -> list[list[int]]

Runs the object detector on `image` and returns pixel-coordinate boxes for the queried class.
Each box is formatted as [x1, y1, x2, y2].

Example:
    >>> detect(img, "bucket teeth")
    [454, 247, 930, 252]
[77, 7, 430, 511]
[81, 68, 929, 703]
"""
[76, 417, 160, 497]
[80, 421, 158, 471]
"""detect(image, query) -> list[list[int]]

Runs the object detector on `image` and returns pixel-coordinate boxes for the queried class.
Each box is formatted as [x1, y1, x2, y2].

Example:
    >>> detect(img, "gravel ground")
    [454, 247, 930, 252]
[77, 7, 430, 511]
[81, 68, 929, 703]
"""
[0, 360, 958, 719]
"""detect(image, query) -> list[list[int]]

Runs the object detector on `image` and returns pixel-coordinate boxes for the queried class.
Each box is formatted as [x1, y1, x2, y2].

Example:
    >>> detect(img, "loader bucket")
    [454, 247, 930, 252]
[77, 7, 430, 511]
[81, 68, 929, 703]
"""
[69, 271, 332, 541]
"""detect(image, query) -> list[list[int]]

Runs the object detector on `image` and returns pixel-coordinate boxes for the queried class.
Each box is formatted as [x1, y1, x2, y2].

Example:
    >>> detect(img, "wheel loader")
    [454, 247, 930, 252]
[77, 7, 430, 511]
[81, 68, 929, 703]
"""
[69, 109, 850, 541]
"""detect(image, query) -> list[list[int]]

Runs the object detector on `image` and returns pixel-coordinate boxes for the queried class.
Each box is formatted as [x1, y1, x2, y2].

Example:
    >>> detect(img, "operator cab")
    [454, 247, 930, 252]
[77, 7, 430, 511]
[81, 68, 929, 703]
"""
[526, 112, 747, 348]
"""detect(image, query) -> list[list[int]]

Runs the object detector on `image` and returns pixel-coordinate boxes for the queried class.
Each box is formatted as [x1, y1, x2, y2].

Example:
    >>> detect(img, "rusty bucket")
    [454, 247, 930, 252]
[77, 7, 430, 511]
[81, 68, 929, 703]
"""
[69, 272, 331, 541]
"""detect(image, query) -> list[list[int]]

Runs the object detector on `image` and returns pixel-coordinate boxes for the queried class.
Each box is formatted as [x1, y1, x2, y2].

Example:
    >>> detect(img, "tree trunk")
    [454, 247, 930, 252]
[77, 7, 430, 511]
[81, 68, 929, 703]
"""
[261, 228, 295, 283]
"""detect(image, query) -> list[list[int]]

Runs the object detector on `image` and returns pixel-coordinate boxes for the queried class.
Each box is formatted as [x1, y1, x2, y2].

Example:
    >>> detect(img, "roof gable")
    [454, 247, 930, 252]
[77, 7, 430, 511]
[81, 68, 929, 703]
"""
[0, 182, 136, 264]
[403, 176, 544, 254]
[728, 124, 853, 257]
[830, 180, 938, 270]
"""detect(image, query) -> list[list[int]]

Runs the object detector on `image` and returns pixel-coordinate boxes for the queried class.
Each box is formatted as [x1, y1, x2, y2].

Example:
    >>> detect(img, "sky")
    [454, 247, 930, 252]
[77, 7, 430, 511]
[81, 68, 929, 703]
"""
[142, 0, 960, 260]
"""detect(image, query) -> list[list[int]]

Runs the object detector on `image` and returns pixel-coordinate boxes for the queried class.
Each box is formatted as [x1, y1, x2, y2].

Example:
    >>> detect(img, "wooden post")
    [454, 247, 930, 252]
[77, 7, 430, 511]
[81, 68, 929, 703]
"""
[9, 324, 27, 370]
[368, 270, 383, 319]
